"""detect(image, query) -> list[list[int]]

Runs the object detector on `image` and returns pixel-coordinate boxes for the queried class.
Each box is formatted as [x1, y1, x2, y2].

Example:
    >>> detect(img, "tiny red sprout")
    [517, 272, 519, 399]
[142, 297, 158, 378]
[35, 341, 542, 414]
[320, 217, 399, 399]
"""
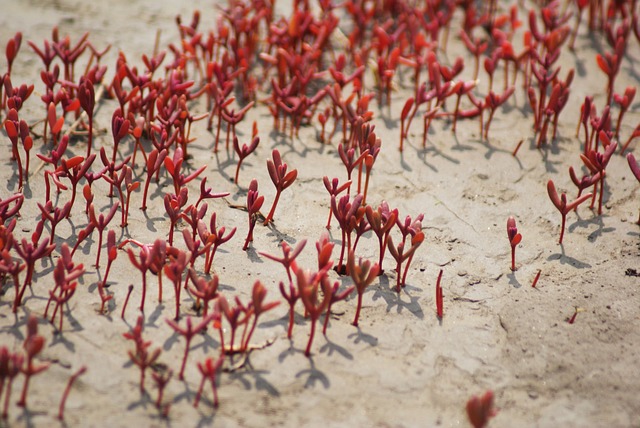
[18, 315, 50, 408]
[13, 225, 55, 312]
[58, 366, 87, 421]
[279, 280, 299, 340]
[187, 268, 219, 316]
[331, 193, 364, 274]
[233, 135, 260, 185]
[627, 153, 640, 224]
[547, 180, 592, 244]
[78, 79, 95, 157]
[264, 149, 297, 225]
[194, 355, 224, 409]
[259, 239, 307, 283]
[88, 201, 119, 268]
[121, 284, 134, 319]
[241, 280, 280, 352]
[568, 307, 582, 324]
[0, 346, 23, 419]
[466, 390, 497, 428]
[365, 202, 398, 273]
[506, 216, 522, 271]
[4, 32, 22, 75]
[323, 176, 352, 229]
[140, 148, 168, 211]
[151, 367, 172, 411]
[243, 179, 265, 251]
[387, 230, 425, 292]
[166, 313, 215, 381]
[531, 269, 542, 288]
[123, 315, 162, 392]
[296, 267, 332, 357]
[347, 251, 379, 327]
[436, 269, 444, 319]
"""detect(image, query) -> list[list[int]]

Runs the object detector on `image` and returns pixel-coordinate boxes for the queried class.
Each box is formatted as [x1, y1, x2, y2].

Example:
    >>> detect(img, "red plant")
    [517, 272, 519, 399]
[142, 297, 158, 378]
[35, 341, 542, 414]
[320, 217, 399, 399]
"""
[531, 269, 542, 288]
[387, 228, 425, 292]
[57, 366, 87, 421]
[88, 201, 119, 268]
[18, 315, 50, 408]
[164, 247, 190, 321]
[347, 251, 379, 327]
[194, 355, 224, 408]
[13, 223, 55, 312]
[466, 390, 497, 428]
[296, 267, 332, 357]
[166, 313, 215, 380]
[140, 148, 168, 211]
[233, 134, 260, 185]
[78, 79, 95, 157]
[506, 216, 522, 271]
[580, 132, 617, 215]
[187, 268, 219, 316]
[197, 212, 236, 274]
[331, 193, 364, 274]
[435, 269, 444, 319]
[123, 315, 162, 393]
[323, 176, 351, 229]
[547, 180, 592, 244]
[45, 243, 84, 331]
[243, 179, 265, 251]
[0, 347, 23, 419]
[264, 149, 298, 225]
[260, 239, 306, 283]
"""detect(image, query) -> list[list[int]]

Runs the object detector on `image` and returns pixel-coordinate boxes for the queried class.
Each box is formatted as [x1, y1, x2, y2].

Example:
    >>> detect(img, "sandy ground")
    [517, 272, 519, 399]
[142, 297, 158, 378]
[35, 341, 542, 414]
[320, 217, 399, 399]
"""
[0, 0, 639, 427]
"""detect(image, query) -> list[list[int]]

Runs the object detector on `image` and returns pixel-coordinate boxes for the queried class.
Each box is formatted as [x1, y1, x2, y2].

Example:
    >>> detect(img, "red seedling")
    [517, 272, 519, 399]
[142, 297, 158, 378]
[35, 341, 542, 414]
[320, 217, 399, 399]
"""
[241, 280, 280, 352]
[387, 229, 425, 292]
[627, 153, 640, 224]
[123, 315, 162, 392]
[4, 32, 21, 77]
[243, 179, 265, 251]
[164, 146, 207, 196]
[506, 216, 522, 271]
[531, 269, 542, 288]
[337, 143, 366, 195]
[322, 263, 353, 332]
[165, 247, 190, 321]
[264, 149, 297, 225]
[37, 200, 72, 245]
[365, 202, 398, 273]
[331, 192, 364, 273]
[0, 347, 23, 419]
[13, 223, 55, 312]
[260, 239, 306, 283]
[164, 188, 189, 246]
[612, 86, 635, 142]
[195, 176, 230, 208]
[322, 176, 351, 229]
[46, 243, 84, 331]
[435, 269, 444, 319]
[580, 132, 617, 215]
[194, 355, 224, 409]
[279, 280, 299, 340]
[151, 367, 172, 411]
[166, 313, 215, 380]
[197, 213, 236, 274]
[596, 36, 624, 105]
[88, 201, 119, 268]
[347, 251, 379, 327]
[78, 79, 95, 157]
[466, 390, 497, 428]
[140, 148, 168, 211]
[547, 180, 592, 244]
[57, 366, 87, 421]
[233, 134, 260, 185]
[296, 267, 332, 357]
[187, 268, 219, 316]
[18, 315, 50, 408]
[127, 242, 153, 313]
